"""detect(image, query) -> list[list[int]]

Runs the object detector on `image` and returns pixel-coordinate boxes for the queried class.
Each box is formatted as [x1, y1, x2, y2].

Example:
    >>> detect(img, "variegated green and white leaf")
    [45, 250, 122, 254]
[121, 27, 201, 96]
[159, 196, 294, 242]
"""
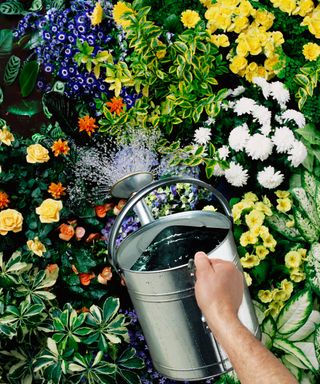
[273, 338, 315, 372]
[302, 171, 318, 198]
[293, 208, 319, 243]
[277, 289, 312, 335]
[287, 310, 320, 342]
[261, 333, 272, 349]
[306, 243, 320, 296]
[261, 316, 276, 338]
[291, 188, 320, 227]
[265, 213, 303, 241]
[253, 300, 266, 325]
[282, 353, 309, 370]
[314, 324, 320, 363]
[281, 355, 301, 381]
[294, 342, 319, 371]
[316, 183, 320, 222]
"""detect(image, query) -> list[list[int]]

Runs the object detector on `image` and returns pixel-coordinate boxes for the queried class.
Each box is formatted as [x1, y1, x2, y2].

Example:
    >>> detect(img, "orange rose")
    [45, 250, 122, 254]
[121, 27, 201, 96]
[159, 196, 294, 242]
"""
[79, 272, 95, 286]
[113, 199, 126, 215]
[97, 266, 113, 285]
[86, 233, 100, 242]
[95, 203, 114, 218]
[59, 223, 75, 241]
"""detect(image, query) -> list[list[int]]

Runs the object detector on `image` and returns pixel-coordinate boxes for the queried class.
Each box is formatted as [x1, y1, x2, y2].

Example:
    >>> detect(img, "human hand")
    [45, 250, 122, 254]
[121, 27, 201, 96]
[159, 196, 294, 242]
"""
[194, 252, 244, 327]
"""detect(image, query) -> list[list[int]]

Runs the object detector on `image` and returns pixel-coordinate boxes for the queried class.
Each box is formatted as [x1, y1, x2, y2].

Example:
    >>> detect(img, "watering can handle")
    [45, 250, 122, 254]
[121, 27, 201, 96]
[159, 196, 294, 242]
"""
[108, 176, 233, 272]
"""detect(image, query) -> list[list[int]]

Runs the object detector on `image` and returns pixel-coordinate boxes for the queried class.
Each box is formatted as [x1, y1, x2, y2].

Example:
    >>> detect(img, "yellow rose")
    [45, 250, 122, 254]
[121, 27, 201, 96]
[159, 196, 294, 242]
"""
[230, 55, 248, 74]
[302, 42, 320, 61]
[264, 55, 280, 71]
[240, 253, 260, 268]
[295, 0, 314, 16]
[215, 13, 232, 30]
[279, 0, 297, 14]
[276, 198, 292, 213]
[36, 199, 63, 223]
[0, 209, 23, 235]
[0, 126, 15, 146]
[232, 16, 249, 33]
[210, 34, 230, 47]
[181, 10, 201, 29]
[27, 237, 46, 256]
[26, 144, 50, 164]
[254, 10, 275, 30]
[258, 289, 273, 303]
[238, 0, 255, 16]
[285, 250, 302, 268]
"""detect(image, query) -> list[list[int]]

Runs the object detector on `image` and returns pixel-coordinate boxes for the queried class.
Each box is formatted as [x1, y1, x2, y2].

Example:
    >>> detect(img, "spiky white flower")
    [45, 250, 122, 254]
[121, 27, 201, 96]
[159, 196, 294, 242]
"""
[228, 123, 250, 151]
[229, 86, 246, 97]
[252, 105, 272, 135]
[245, 134, 273, 161]
[194, 127, 211, 145]
[213, 163, 225, 176]
[217, 145, 230, 160]
[253, 77, 271, 99]
[257, 166, 284, 189]
[205, 117, 216, 126]
[270, 81, 290, 107]
[281, 110, 306, 128]
[225, 162, 248, 187]
[272, 127, 296, 153]
[233, 97, 256, 115]
[288, 140, 308, 167]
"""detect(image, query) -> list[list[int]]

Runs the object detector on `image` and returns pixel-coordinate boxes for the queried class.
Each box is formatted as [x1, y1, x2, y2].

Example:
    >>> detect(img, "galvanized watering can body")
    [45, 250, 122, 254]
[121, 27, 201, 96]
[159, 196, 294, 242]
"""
[108, 176, 260, 381]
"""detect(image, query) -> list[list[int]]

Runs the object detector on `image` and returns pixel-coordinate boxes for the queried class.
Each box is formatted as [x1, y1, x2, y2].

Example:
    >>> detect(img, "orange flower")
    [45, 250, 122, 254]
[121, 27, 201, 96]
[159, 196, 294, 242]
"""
[78, 115, 98, 136]
[75, 226, 86, 240]
[45, 263, 59, 281]
[48, 182, 66, 199]
[59, 223, 75, 241]
[97, 266, 113, 285]
[95, 203, 114, 218]
[113, 199, 126, 215]
[0, 192, 10, 209]
[77, 306, 90, 313]
[79, 272, 95, 286]
[106, 97, 125, 115]
[51, 139, 70, 156]
[86, 233, 100, 242]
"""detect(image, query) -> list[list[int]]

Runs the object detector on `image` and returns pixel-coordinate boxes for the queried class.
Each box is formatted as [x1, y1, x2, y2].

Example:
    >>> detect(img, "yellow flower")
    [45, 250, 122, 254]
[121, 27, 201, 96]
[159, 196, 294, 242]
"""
[281, 279, 293, 295]
[113, 1, 134, 28]
[230, 55, 248, 74]
[27, 237, 46, 257]
[241, 253, 260, 268]
[259, 225, 270, 239]
[232, 15, 250, 33]
[210, 34, 230, 47]
[295, 0, 314, 16]
[258, 289, 273, 303]
[275, 190, 290, 198]
[0, 209, 23, 235]
[298, 248, 307, 260]
[240, 231, 258, 247]
[301, 8, 320, 38]
[263, 196, 272, 207]
[245, 209, 265, 229]
[254, 9, 275, 30]
[26, 144, 50, 164]
[263, 234, 277, 251]
[232, 200, 254, 221]
[303, 42, 320, 61]
[276, 198, 292, 213]
[272, 288, 290, 302]
[244, 271, 252, 286]
[181, 10, 201, 28]
[90, 2, 104, 26]
[36, 199, 63, 223]
[200, 0, 213, 7]
[266, 300, 284, 318]
[255, 245, 269, 260]
[250, 226, 261, 238]
[238, 0, 255, 17]
[202, 205, 217, 212]
[254, 202, 272, 216]
[0, 126, 14, 146]
[280, 0, 297, 14]
[286, 220, 295, 228]
[243, 192, 258, 203]
[285, 250, 302, 268]
[290, 268, 306, 283]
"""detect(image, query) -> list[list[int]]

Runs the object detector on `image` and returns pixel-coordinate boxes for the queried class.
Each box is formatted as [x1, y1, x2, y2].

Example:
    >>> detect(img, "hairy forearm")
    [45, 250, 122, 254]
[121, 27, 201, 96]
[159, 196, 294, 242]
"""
[206, 313, 298, 384]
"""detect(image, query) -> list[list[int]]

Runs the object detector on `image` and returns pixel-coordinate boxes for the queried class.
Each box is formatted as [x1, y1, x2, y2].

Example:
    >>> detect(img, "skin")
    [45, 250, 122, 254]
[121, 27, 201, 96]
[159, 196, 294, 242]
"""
[194, 251, 298, 384]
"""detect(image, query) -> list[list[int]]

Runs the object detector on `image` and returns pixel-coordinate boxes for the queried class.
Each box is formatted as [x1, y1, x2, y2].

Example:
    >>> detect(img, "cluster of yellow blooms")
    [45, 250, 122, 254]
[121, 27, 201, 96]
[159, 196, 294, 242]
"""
[258, 278, 294, 317]
[200, 0, 285, 81]
[284, 248, 307, 282]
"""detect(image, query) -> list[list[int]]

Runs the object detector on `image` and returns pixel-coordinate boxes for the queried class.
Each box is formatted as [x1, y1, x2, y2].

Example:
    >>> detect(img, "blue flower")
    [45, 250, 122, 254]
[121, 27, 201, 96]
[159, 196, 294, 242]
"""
[57, 32, 66, 41]
[44, 64, 54, 73]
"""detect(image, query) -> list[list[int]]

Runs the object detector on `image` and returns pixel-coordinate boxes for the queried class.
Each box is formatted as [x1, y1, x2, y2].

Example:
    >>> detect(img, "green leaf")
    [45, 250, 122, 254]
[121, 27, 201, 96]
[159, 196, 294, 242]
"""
[261, 316, 276, 338]
[4, 55, 21, 85]
[306, 243, 320, 295]
[7, 100, 41, 116]
[302, 170, 318, 197]
[0, 1, 24, 15]
[287, 310, 320, 342]
[0, 86, 3, 105]
[294, 74, 309, 87]
[291, 187, 320, 227]
[293, 207, 319, 243]
[296, 124, 320, 146]
[277, 289, 312, 335]
[30, 0, 42, 11]
[118, 369, 141, 384]
[0, 29, 13, 57]
[103, 297, 120, 323]
[19, 61, 39, 97]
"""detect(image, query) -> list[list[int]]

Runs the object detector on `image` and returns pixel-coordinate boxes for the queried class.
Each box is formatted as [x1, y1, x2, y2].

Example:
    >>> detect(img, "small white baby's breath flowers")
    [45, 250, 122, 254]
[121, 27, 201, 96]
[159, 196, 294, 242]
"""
[257, 166, 284, 189]
[225, 161, 248, 187]
[228, 123, 250, 151]
[245, 134, 273, 161]
[272, 127, 295, 153]
[288, 141, 308, 167]
[194, 127, 211, 145]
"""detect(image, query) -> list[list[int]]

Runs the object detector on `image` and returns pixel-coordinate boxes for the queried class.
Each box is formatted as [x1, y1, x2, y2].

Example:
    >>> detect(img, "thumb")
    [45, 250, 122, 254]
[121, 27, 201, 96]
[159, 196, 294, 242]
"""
[194, 251, 213, 279]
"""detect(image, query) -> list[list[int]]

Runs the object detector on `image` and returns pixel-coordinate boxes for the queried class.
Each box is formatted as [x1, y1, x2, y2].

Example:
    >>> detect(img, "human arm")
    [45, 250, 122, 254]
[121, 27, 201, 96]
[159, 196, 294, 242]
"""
[194, 251, 298, 384]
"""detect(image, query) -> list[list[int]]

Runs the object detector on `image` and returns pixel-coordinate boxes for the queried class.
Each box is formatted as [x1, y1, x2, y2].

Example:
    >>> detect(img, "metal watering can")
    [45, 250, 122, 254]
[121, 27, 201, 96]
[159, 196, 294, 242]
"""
[108, 173, 260, 381]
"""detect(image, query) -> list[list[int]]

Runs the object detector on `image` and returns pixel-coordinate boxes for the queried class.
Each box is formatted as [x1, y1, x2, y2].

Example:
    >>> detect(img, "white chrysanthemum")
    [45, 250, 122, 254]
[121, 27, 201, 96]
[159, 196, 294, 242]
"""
[270, 81, 290, 107]
[281, 110, 306, 128]
[205, 117, 216, 126]
[217, 145, 230, 160]
[257, 166, 284, 189]
[245, 134, 273, 161]
[233, 97, 256, 115]
[252, 105, 272, 132]
[228, 123, 250, 151]
[253, 77, 271, 99]
[194, 127, 211, 145]
[230, 86, 246, 97]
[213, 163, 225, 176]
[225, 162, 248, 187]
[288, 140, 308, 167]
[272, 126, 295, 153]
[260, 123, 272, 136]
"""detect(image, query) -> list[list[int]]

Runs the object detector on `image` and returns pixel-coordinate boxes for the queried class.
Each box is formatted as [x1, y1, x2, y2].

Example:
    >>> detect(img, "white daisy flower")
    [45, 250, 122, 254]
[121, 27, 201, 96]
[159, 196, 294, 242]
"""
[257, 166, 284, 189]
[272, 126, 295, 153]
[194, 127, 211, 145]
[217, 145, 230, 160]
[213, 163, 225, 176]
[245, 134, 273, 161]
[281, 110, 306, 128]
[233, 97, 256, 115]
[228, 123, 250, 151]
[288, 140, 308, 167]
[253, 77, 271, 99]
[225, 161, 248, 187]
[270, 81, 290, 107]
